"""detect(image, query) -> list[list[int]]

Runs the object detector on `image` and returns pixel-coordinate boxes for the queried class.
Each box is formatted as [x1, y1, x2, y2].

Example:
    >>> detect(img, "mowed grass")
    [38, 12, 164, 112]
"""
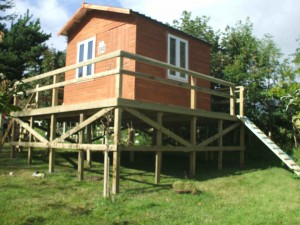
[0, 145, 300, 225]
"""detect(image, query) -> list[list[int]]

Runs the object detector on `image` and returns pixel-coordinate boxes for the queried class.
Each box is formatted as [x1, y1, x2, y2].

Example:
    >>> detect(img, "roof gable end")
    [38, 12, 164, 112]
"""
[58, 4, 131, 36]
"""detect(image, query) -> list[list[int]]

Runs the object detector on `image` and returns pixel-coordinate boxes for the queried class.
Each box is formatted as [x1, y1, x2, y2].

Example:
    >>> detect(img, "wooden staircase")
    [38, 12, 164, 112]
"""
[238, 116, 300, 176]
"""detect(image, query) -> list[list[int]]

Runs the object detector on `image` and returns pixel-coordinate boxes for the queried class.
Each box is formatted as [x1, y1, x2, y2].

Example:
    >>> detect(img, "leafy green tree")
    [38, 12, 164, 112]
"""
[173, 12, 298, 147]
[0, 10, 51, 81]
[0, 9, 52, 114]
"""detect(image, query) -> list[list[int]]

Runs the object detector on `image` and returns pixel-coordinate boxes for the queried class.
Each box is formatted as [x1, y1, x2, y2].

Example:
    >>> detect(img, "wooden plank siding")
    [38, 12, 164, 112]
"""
[63, 10, 211, 111]
[64, 11, 137, 104]
[135, 16, 211, 110]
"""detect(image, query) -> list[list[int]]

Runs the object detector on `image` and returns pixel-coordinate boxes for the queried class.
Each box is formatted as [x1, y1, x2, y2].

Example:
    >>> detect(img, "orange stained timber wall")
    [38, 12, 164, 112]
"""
[135, 16, 211, 110]
[63, 11, 137, 105]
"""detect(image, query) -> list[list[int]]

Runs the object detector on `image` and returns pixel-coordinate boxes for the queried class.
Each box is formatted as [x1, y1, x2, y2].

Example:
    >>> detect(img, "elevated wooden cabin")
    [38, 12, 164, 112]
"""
[59, 4, 211, 109]
[2, 4, 246, 196]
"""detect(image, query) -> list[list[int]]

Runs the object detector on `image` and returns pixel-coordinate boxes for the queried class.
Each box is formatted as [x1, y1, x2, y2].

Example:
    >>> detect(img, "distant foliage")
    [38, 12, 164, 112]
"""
[173, 12, 300, 148]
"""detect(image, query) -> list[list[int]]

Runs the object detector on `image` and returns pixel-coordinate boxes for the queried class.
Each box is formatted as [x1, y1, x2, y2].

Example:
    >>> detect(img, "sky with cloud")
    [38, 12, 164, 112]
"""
[10, 0, 300, 58]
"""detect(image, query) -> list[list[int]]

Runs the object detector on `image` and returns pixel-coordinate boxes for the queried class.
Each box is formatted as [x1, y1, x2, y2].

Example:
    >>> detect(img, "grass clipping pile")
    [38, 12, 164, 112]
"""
[172, 181, 199, 195]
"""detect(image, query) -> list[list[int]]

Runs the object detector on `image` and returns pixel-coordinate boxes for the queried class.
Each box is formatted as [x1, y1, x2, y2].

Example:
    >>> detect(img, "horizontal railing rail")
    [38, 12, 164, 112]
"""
[13, 50, 244, 116]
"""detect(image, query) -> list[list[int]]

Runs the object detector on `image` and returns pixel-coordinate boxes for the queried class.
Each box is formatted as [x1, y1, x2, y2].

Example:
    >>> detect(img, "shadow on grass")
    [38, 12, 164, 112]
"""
[21, 216, 46, 225]
[0, 137, 291, 192]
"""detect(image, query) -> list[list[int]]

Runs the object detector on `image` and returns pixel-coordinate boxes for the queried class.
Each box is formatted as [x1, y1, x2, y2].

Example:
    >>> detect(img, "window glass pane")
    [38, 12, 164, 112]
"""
[79, 44, 84, 62]
[180, 41, 186, 69]
[86, 65, 92, 76]
[78, 67, 83, 78]
[170, 38, 176, 66]
[180, 41, 187, 78]
[87, 40, 93, 60]
[169, 37, 176, 76]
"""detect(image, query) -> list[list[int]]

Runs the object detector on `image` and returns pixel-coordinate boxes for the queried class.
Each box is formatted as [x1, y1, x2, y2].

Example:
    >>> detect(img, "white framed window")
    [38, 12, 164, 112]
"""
[167, 34, 188, 82]
[77, 37, 95, 78]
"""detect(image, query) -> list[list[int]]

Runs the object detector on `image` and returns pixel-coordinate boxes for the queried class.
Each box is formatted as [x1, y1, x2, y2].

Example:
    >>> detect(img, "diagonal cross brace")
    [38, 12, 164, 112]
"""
[14, 118, 49, 143]
[125, 108, 193, 147]
[51, 107, 114, 145]
[0, 119, 13, 148]
[198, 122, 241, 147]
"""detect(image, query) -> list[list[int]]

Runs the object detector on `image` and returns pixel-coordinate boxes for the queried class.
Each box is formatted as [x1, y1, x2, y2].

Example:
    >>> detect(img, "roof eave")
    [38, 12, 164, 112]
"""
[58, 3, 131, 36]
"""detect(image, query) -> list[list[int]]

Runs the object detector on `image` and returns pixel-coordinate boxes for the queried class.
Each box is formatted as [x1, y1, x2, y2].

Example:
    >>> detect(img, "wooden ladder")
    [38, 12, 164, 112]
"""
[238, 116, 300, 176]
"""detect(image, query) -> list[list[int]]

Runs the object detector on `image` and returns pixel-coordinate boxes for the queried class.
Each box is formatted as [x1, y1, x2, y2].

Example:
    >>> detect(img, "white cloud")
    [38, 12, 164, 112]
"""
[10, 0, 300, 57]
[120, 0, 300, 57]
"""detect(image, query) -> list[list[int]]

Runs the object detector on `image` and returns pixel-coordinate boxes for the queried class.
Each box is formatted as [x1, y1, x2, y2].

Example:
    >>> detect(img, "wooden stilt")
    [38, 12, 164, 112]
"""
[103, 134, 110, 197]
[10, 119, 16, 158]
[78, 113, 85, 181]
[28, 117, 33, 165]
[86, 124, 92, 167]
[155, 112, 163, 184]
[112, 108, 122, 194]
[49, 115, 57, 173]
[190, 116, 197, 177]
[240, 125, 245, 168]
[218, 120, 223, 170]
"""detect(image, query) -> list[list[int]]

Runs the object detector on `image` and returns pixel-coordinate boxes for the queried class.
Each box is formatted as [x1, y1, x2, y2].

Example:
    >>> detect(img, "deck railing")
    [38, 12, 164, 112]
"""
[14, 50, 244, 116]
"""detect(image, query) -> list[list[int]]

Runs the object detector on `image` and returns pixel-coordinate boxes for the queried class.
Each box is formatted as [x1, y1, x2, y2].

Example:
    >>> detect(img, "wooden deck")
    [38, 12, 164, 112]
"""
[1, 50, 245, 196]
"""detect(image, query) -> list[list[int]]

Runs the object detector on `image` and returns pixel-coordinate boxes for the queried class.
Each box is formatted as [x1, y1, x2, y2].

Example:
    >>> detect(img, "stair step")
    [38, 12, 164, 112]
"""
[239, 116, 300, 176]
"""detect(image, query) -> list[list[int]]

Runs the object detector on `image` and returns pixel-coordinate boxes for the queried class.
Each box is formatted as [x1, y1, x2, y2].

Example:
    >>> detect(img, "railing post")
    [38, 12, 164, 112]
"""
[230, 86, 236, 116]
[115, 56, 123, 98]
[190, 76, 197, 109]
[52, 75, 59, 107]
[239, 86, 244, 116]
[28, 117, 33, 164]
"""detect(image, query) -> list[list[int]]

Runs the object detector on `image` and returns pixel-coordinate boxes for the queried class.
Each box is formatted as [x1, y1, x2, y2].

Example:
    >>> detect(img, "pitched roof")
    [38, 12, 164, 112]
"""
[58, 3, 210, 45]
[58, 4, 130, 36]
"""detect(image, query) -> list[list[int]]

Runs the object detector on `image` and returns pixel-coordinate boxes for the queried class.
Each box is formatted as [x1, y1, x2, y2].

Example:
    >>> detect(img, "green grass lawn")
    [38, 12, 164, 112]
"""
[0, 145, 299, 225]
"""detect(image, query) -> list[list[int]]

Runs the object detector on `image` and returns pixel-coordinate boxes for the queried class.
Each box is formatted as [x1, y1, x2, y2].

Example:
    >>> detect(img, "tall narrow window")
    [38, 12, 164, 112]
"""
[77, 37, 95, 78]
[167, 34, 188, 82]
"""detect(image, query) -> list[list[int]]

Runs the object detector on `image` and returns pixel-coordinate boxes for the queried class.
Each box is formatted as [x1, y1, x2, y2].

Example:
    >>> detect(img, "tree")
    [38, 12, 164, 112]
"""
[0, 10, 51, 81]
[0, 9, 52, 114]
[282, 89, 300, 147]
[172, 12, 298, 148]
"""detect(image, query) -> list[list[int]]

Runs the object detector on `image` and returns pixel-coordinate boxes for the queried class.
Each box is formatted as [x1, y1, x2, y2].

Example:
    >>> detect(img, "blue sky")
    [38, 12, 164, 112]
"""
[12, 0, 300, 58]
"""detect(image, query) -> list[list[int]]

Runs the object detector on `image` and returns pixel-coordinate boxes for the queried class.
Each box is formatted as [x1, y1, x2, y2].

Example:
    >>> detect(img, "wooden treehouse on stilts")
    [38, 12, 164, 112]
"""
[4, 4, 297, 196]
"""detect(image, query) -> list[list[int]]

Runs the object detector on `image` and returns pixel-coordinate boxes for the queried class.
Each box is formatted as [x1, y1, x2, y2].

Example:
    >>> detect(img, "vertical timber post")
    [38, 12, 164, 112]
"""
[239, 86, 244, 117]
[112, 108, 122, 194]
[11, 86, 18, 158]
[49, 74, 58, 173]
[240, 125, 245, 168]
[103, 134, 110, 197]
[218, 120, 223, 170]
[112, 55, 123, 194]
[49, 115, 56, 173]
[28, 117, 33, 165]
[190, 75, 197, 176]
[190, 116, 197, 176]
[230, 86, 236, 116]
[78, 113, 85, 181]
[155, 112, 163, 184]
[10, 119, 16, 158]
[86, 124, 92, 168]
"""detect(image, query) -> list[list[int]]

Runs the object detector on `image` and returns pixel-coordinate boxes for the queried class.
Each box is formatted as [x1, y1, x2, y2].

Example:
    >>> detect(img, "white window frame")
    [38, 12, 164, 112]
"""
[167, 34, 189, 82]
[76, 36, 96, 78]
